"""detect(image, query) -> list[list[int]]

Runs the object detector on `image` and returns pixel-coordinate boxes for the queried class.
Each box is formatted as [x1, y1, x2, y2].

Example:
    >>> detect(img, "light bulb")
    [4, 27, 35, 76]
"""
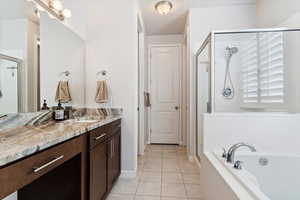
[62, 9, 72, 18]
[52, 0, 63, 11]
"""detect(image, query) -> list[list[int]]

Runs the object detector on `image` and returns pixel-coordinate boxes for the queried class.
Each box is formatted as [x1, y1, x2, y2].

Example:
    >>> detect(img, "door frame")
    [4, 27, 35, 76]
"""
[0, 53, 24, 113]
[147, 44, 183, 145]
[137, 15, 146, 155]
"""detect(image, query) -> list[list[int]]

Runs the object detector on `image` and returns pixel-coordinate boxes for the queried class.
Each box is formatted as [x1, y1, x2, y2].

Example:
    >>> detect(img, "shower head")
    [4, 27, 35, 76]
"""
[226, 46, 239, 57]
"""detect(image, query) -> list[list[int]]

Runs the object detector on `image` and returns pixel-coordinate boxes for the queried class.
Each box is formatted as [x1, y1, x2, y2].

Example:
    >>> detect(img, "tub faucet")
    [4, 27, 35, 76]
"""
[226, 143, 256, 163]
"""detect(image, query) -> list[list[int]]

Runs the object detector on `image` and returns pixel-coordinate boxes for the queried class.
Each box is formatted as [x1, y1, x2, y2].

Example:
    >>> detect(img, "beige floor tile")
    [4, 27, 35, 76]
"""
[162, 173, 183, 184]
[145, 151, 163, 157]
[163, 157, 178, 162]
[177, 156, 190, 163]
[143, 163, 162, 172]
[112, 179, 139, 195]
[162, 145, 178, 151]
[185, 184, 203, 199]
[148, 145, 164, 152]
[162, 151, 178, 158]
[161, 183, 187, 198]
[144, 159, 162, 166]
[140, 172, 162, 183]
[182, 173, 201, 184]
[177, 152, 188, 157]
[162, 163, 181, 172]
[162, 159, 178, 165]
[136, 182, 161, 196]
[111, 145, 201, 200]
[135, 196, 161, 200]
[107, 194, 135, 200]
[179, 163, 200, 174]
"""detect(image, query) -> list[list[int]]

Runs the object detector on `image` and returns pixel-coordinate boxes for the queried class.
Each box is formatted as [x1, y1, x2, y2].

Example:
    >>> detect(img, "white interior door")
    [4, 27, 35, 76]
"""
[150, 45, 181, 144]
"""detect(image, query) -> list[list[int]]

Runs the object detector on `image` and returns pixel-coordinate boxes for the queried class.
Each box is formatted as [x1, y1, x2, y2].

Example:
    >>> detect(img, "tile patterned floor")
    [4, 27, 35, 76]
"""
[107, 145, 203, 200]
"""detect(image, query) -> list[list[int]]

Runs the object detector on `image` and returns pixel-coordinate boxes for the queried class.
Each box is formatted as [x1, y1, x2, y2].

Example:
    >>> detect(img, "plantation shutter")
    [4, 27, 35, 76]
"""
[258, 32, 284, 103]
[241, 35, 259, 103]
[241, 32, 284, 106]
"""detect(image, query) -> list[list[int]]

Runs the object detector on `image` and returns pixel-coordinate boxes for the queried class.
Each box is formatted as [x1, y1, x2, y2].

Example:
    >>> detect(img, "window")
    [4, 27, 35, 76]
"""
[241, 32, 284, 108]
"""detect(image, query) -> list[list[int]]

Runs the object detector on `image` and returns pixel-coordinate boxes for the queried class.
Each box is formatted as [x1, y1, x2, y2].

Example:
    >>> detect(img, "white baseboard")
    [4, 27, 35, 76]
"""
[120, 170, 137, 179]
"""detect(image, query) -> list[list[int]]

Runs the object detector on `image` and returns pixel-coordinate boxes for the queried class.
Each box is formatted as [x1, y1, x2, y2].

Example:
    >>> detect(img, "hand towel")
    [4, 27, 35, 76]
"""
[55, 81, 72, 103]
[95, 80, 109, 103]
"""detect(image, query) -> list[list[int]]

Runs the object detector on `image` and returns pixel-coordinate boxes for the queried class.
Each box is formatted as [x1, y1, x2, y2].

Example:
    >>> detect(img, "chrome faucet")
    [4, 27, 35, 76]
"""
[226, 143, 256, 163]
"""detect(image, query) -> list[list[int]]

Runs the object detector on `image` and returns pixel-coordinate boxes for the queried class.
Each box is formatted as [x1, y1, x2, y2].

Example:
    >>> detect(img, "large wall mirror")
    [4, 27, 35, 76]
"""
[0, 0, 85, 117]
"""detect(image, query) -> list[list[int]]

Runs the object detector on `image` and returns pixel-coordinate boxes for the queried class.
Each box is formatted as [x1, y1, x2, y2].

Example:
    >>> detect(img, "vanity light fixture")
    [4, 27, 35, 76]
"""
[62, 9, 72, 18]
[28, 0, 72, 21]
[155, 1, 173, 15]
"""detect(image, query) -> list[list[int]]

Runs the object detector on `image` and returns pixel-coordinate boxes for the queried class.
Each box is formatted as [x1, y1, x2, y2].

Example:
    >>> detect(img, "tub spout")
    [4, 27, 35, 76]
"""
[226, 143, 256, 163]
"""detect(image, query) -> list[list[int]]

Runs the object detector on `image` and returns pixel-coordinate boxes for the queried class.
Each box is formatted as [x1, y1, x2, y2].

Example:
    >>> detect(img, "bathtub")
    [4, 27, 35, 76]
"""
[200, 151, 300, 200]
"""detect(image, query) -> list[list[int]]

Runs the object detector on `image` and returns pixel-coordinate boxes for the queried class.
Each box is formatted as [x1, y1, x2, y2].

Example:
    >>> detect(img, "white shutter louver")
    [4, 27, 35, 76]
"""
[241, 35, 259, 103]
[241, 32, 284, 107]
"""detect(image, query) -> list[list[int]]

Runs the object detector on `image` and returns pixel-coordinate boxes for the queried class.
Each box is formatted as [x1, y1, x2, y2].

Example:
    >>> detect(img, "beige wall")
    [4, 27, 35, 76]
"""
[84, 0, 138, 174]
[256, 0, 300, 28]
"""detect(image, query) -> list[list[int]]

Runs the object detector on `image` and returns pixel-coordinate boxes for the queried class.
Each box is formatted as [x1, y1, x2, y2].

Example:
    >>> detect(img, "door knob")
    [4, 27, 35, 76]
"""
[175, 106, 179, 110]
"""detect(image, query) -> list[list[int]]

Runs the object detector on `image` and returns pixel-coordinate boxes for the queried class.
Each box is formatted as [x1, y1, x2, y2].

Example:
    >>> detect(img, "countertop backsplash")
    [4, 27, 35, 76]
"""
[0, 107, 123, 133]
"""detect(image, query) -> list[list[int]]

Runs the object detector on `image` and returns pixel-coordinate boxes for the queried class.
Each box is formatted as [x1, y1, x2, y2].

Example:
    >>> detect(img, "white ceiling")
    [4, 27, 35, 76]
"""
[139, 0, 189, 35]
[0, 0, 37, 22]
[139, 0, 256, 35]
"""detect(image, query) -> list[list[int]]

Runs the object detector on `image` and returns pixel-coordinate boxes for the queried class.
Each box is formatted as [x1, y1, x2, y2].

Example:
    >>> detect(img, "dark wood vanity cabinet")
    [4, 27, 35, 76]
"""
[0, 135, 88, 200]
[89, 120, 121, 200]
[90, 141, 107, 200]
[0, 119, 121, 200]
[107, 131, 121, 191]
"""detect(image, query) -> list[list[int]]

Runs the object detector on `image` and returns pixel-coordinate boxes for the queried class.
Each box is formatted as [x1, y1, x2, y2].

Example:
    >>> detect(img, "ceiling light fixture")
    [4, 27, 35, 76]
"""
[155, 1, 173, 15]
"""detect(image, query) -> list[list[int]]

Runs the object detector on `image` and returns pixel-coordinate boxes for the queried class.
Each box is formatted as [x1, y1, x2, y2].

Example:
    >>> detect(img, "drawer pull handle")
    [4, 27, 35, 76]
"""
[33, 155, 64, 173]
[95, 134, 106, 140]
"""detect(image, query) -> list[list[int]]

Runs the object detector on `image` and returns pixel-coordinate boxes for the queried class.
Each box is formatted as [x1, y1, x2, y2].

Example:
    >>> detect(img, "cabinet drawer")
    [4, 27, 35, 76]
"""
[89, 120, 121, 149]
[89, 126, 107, 149]
[0, 136, 83, 199]
[105, 120, 121, 139]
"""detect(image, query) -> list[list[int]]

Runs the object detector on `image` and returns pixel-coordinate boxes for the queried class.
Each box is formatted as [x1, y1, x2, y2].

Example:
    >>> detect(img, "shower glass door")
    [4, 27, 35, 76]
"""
[0, 55, 21, 115]
[196, 35, 211, 159]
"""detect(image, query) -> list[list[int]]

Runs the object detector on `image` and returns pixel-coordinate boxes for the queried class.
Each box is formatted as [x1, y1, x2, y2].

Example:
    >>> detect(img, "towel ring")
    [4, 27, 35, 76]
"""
[61, 70, 70, 77]
[97, 70, 107, 76]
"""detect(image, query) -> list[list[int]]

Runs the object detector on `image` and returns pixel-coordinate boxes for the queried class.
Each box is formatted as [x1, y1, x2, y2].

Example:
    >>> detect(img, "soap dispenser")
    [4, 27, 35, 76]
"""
[41, 99, 50, 110]
[54, 100, 65, 121]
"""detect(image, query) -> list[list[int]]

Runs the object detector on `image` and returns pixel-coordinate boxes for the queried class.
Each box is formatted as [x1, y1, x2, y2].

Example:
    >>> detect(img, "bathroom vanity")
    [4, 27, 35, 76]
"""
[0, 117, 122, 200]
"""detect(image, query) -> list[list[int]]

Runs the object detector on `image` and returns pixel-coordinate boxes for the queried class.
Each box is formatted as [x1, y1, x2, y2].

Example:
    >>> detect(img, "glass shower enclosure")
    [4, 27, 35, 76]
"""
[0, 53, 22, 115]
[195, 28, 300, 157]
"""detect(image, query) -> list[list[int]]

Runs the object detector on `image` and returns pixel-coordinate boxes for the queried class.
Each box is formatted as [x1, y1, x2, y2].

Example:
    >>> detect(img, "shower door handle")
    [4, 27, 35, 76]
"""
[175, 106, 180, 110]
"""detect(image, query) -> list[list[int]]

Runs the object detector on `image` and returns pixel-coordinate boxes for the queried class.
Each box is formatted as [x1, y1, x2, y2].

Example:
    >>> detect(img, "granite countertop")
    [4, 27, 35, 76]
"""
[0, 115, 122, 167]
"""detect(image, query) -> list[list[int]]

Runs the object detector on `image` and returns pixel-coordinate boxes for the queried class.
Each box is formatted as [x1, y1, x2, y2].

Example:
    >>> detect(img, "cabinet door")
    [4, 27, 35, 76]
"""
[90, 142, 107, 200]
[107, 137, 113, 191]
[107, 132, 121, 192]
[112, 132, 121, 180]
